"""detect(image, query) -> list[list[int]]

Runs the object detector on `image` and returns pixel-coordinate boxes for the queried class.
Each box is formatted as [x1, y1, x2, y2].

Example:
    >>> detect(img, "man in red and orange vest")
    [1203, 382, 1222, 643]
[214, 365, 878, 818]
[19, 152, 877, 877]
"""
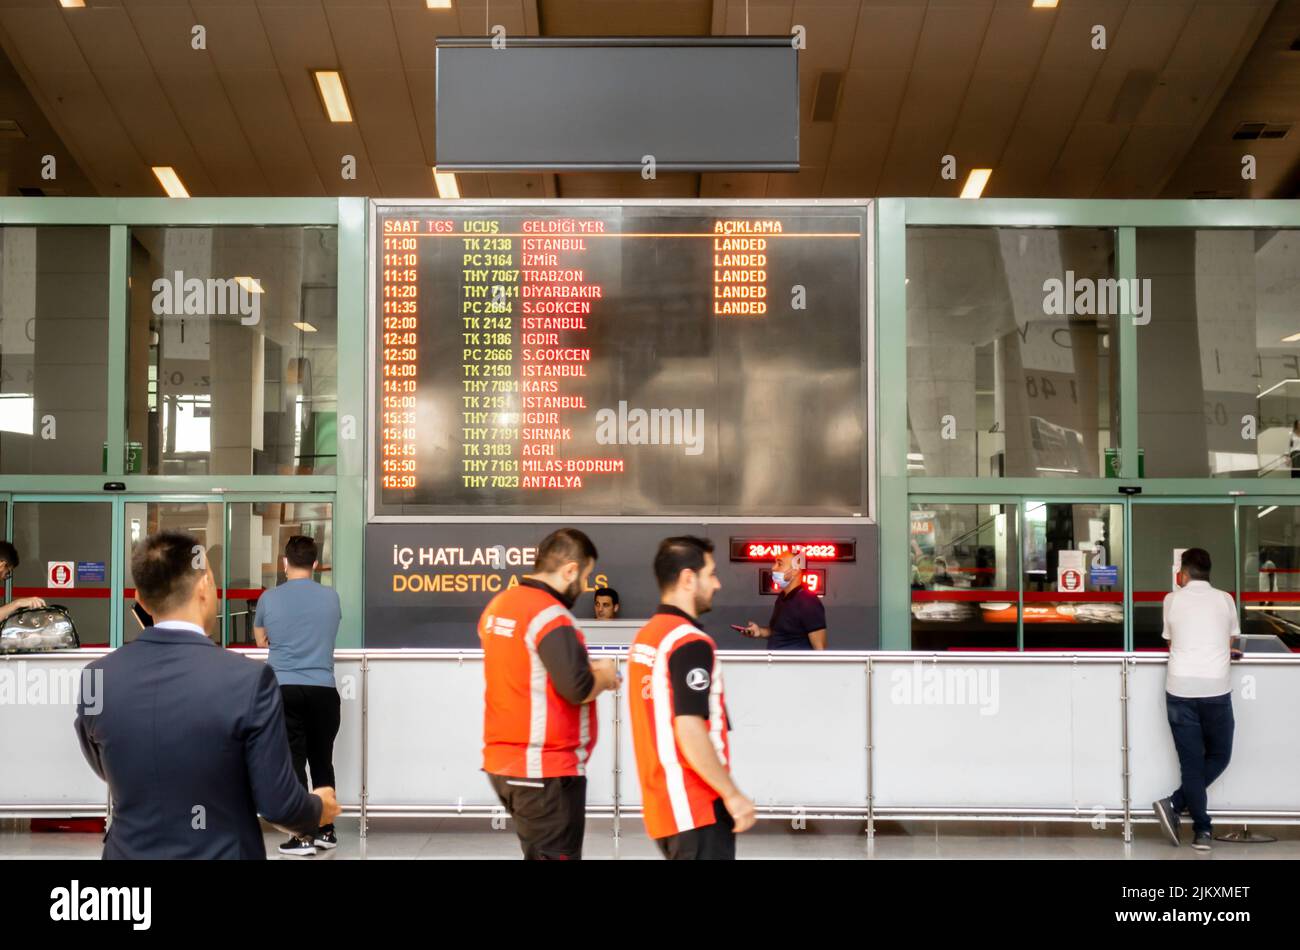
[628, 536, 756, 859]
[480, 528, 618, 860]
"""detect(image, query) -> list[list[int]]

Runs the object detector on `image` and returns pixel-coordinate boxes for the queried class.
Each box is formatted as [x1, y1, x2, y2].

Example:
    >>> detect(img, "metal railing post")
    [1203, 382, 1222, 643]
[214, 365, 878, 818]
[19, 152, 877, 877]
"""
[360, 652, 369, 840]
[866, 655, 875, 839]
[612, 654, 622, 845]
[1121, 655, 1132, 844]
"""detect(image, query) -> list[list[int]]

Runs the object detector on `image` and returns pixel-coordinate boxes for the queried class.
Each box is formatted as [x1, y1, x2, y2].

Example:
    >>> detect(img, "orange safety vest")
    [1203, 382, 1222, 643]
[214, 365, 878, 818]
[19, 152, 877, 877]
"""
[627, 611, 730, 839]
[480, 583, 597, 778]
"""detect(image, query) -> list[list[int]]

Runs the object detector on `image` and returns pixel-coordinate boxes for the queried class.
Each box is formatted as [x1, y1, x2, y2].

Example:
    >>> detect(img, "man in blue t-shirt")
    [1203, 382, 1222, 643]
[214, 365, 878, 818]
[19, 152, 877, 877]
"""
[254, 535, 341, 856]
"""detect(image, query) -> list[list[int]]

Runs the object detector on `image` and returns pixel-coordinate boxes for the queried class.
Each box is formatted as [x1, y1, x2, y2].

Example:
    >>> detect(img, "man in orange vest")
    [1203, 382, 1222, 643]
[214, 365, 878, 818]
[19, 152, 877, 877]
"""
[628, 536, 756, 859]
[479, 528, 619, 859]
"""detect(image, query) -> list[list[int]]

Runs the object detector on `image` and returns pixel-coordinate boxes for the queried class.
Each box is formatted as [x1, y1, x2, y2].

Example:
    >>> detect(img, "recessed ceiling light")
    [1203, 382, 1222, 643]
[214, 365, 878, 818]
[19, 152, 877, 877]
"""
[293, 322, 318, 333]
[433, 167, 460, 199]
[1282, 332, 1300, 343]
[151, 166, 189, 198]
[1032, 0, 1059, 8]
[234, 277, 264, 295]
[313, 70, 353, 123]
[426, 0, 453, 8]
[960, 168, 992, 199]
[59, 1, 86, 8]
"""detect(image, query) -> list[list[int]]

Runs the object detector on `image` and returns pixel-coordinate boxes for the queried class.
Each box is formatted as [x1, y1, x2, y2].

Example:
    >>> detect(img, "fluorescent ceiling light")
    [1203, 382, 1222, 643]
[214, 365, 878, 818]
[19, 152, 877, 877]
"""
[1032, 0, 1059, 8]
[313, 70, 353, 123]
[426, 0, 453, 8]
[293, 322, 318, 333]
[960, 168, 992, 199]
[1258, 506, 1279, 519]
[234, 276, 264, 294]
[1282, 332, 1300, 343]
[59, 1, 86, 8]
[433, 167, 460, 199]
[151, 166, 189, 198]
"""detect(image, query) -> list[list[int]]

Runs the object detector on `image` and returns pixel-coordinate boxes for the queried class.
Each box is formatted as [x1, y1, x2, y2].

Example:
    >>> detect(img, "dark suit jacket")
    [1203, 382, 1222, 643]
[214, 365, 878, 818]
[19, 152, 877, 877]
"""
[75, 626, 322, 859]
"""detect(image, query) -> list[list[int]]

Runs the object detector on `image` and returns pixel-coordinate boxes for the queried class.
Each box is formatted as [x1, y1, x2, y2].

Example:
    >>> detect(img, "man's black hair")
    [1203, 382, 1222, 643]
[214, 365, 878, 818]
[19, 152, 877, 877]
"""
[131, 531, 206, 614]
[284, 535, 319, 570]
[1181, 547, 1212, 581]
[653, 536, 715, 592]
[0, 540, 18, 570]
[594, 587, 619, 606]
[534, 528, 598, 573]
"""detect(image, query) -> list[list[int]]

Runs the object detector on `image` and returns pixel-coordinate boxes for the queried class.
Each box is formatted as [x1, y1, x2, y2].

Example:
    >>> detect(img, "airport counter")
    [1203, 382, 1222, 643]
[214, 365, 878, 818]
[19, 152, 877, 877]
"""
[3, 649, 1298, 842]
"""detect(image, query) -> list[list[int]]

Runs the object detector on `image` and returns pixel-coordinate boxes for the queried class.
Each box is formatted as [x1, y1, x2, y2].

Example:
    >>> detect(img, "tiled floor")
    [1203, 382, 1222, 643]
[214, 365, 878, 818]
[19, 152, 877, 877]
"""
[4, 818, 1298, 860]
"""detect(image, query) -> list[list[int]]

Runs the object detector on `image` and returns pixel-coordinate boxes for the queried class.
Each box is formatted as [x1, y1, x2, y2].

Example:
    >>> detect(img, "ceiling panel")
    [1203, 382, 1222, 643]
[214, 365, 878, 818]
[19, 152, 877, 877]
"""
[0, 0, 1294, 200]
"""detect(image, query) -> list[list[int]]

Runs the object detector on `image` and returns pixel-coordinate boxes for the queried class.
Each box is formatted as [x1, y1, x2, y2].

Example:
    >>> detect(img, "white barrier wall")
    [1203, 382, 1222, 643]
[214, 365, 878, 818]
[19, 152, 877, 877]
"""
[1127, 659, 1300, 814]
[871, 658, 1125, 812]
[4, 650, 1299, 829]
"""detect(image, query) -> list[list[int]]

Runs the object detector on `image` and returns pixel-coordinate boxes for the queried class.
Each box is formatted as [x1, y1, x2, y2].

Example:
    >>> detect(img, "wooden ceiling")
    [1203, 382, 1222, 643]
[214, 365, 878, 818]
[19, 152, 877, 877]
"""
[0, 0, 1296, 199]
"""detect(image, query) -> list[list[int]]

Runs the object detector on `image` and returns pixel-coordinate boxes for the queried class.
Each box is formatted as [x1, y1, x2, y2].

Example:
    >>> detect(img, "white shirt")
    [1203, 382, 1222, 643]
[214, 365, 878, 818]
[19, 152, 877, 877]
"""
[152, 620, 209, 638]
[1161, 580, 1237, 698]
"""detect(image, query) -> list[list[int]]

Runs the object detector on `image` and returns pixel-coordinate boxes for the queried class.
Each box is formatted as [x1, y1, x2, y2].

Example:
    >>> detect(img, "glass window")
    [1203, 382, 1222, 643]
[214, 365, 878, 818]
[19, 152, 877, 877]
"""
[1240, 504, 1300, 653]
[0, 227, 109, 474]
[128, 227, 338, 476]
[1137, 229, 1300, 477]
[906, 227, 1117, 478]
[10, 501, 113, 647]
[1022, 502, 1124, 650]
[122, 502, 224, 643]
[910, 502, 1018, 650]
[1131, 504, 1236, 650]
[226, 500, 333, 647]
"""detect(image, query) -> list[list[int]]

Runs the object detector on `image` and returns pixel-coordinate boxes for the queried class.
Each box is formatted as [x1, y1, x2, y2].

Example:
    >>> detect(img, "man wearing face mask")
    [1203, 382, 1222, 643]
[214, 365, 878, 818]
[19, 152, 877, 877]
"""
[479, 527, 619, 859]
[742, 549, 828, 650]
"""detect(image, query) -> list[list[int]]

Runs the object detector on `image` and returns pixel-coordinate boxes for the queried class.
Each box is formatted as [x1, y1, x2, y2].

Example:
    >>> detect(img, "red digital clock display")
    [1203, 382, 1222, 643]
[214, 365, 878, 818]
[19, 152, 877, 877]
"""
[729, 539, 856, 562]
[758, 569, 827, 596]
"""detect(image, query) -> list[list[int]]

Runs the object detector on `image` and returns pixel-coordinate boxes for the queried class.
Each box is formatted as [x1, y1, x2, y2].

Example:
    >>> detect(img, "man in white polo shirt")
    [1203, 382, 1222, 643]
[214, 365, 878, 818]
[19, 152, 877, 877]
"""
[1152, 548, 1240, 852]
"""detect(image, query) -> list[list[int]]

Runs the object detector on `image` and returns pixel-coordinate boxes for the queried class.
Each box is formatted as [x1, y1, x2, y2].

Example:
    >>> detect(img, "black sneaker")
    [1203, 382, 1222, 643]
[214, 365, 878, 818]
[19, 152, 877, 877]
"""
[314, 828, 338, 850]
[278, 835, 316, 857]
[1192, 832, 1212, 852]
[1153, 798, 1181, 846]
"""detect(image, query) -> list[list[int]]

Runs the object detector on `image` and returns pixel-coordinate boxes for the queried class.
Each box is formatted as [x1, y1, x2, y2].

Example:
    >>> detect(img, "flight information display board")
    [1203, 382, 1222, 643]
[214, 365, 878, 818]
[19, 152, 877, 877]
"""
[372, 202, 869, 518]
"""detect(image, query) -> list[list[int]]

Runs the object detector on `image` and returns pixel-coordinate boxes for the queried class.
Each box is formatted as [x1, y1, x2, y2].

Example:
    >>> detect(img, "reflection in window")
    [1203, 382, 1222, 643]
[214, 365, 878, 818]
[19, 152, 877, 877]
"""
[906, 227, 1118, 478]
[226, 501, 333, 647]
[128, 227, 338, 476]
[1022, 502, 1124, 650]
[0, 227, 110, 474]
[1240, 505, 1300, 653]
[1131, 504, 1235, 650]
[1137, 229, 1300, 477]
[910, 503, 1018, 650]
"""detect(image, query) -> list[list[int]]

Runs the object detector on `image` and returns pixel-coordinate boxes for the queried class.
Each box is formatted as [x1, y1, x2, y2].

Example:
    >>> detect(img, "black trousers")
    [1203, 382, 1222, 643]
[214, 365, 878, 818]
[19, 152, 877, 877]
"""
[488, 773, 587, 860]
[1166, 692, 1234, 835]
[280, 684, 341, 831]
[655, 798, 736, 860]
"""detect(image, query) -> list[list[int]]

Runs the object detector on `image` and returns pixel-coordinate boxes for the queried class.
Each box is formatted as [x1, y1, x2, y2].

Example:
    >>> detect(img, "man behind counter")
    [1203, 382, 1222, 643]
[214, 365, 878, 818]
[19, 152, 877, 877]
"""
[742, 550, 827, 650]
[0, 540, 46, 622]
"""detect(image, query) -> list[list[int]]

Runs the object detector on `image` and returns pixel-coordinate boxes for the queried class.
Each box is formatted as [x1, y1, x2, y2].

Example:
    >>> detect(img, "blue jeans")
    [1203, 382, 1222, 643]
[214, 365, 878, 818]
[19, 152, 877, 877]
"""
[1166, 692, 1234, 835]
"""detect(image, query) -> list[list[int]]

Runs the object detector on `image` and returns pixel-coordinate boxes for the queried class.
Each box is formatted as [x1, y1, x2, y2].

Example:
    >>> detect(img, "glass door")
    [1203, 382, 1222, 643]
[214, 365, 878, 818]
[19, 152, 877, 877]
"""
[7, 496, 114, 647]
[1129, 499, 1236, 651]
[1021, 500, 1125, 650]
[1237, 500, 1300, 654]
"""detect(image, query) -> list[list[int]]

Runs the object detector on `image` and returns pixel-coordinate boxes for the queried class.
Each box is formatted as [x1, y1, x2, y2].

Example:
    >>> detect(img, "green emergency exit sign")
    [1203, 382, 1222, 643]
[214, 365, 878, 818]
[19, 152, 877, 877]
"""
[102, 442, 144, 475]
[1104, 448, 1144, 478]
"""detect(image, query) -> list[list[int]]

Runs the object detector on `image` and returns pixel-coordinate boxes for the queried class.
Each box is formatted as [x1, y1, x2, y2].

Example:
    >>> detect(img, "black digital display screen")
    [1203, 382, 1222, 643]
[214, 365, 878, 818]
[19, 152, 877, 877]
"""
[373, 203, 868, 517]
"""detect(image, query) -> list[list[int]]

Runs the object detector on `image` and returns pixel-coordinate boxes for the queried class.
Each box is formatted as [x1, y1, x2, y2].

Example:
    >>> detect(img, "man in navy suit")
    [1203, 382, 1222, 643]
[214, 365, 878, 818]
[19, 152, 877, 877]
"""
[75, 530, 340, 859]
